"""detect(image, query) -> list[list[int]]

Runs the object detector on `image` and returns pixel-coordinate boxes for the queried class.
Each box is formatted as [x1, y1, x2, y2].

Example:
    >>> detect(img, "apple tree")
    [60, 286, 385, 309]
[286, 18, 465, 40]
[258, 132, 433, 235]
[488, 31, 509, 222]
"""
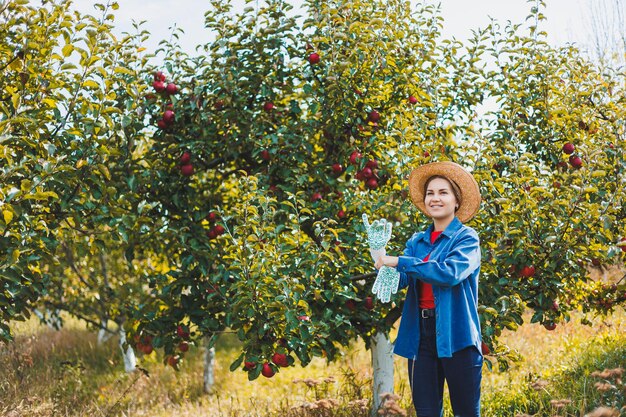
[125, 0, 626, 383]
[0, 0, 152, 342]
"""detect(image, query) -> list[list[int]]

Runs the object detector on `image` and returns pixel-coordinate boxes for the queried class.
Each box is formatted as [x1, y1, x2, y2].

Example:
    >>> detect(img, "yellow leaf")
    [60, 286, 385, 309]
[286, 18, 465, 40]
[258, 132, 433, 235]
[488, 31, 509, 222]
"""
[82, 79, 100, 89]
[98, 164, 111, 180]
[3, 209, 13, 225]
[113, 66, 134, 75]
[24, 191, 59, 200]
[62, 44, 74, 57]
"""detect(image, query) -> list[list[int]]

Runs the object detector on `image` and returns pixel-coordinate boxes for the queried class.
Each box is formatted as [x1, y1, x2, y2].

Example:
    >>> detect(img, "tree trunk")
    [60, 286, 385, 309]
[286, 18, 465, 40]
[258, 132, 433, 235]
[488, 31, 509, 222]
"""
[203, 336, 216, 394]
[97, 318, 114, 345]
[32, 308, 63, 330]
[370, 331, 395, 416]
[118, 328, 137, 373]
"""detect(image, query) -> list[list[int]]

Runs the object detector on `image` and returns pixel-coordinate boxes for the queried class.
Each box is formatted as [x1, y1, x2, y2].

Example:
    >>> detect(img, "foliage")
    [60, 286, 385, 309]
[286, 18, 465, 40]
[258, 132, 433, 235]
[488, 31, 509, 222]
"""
[119, 0, 626, 377]
[1, 0, 625, 385]
[0, 0, 159, 342]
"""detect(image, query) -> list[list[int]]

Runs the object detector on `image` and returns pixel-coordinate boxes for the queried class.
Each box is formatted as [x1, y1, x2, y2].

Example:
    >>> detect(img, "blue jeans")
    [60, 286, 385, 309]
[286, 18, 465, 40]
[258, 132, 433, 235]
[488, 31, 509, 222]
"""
[407, 312, 482, 417]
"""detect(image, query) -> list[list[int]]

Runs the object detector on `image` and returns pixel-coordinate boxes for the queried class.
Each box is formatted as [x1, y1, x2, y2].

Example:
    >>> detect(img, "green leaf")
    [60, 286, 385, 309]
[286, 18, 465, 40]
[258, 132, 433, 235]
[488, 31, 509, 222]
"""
[229, 352, 244, 372]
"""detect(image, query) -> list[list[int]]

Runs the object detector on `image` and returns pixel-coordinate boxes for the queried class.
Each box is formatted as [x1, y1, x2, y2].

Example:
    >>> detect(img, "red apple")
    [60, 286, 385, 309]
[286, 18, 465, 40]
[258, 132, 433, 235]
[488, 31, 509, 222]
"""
[361, 167, 373, 179]
[366, 159, 378, 169]
[297, 315, 310, 321]
[332, 163, 343, 174]
[177, 325, 189, 340]
[154, 71, 166, 82]
[311, 192, 322, 202]
[519, 265, 536, 278]
[543, 322, 557, 331]
[408, 95, 418, 104]
[481, 341, 490, 355]
[207, 229, 217, 240]
[180, 151, 191, 165]
[140, 343, 153, 355]
[244, 361, 256, 370]
[167, 355, 179, 367]
[263, 102, 274, 112]
[179, 342, 189, 352]
[620, 237, 626, 252]
[163, 109, 175, 124]
[366, 178, 379, 189]
[181, 164, 194, 176]
[562, 142, 575, 154]
[308, 52, 320, 64]
[551, 300, 559, 311]
[349, 150, 362, 165]
[261, 150, 271, 161]
[345, 299, 356, 311]
[214, 225, 225, 235]
[569, 155, 583, 169]
[157, 119, 167, 130]
[368, 110, 380, 123]
[152, 80, 166, 92]
[338, 209, 346, 219]
[364, 296, 374, 310]
[272, 352, 288, 367]
[261, 362, 275, 378]
[165, 83, 178, 95]
[423, 151, 430, 158]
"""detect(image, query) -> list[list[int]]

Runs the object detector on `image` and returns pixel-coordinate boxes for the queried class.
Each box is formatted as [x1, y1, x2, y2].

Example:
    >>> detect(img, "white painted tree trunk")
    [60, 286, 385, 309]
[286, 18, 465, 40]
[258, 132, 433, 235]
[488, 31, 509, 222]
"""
[32, 308, 63, 330]
[97, 318, 114, 345]
[203, 336, 216, 394]
[118, 329, 137, 373]
[370, 331, 395, 416]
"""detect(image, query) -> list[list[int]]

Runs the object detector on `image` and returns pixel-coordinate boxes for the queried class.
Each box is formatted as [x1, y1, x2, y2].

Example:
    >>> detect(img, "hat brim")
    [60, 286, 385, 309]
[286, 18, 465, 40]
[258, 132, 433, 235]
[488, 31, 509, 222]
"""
[408, 161, 481, 223]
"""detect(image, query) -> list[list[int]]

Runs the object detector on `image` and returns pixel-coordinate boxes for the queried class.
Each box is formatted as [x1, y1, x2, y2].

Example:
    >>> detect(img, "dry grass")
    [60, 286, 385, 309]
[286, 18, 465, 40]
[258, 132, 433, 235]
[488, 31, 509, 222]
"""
[1, 299, 625, 416]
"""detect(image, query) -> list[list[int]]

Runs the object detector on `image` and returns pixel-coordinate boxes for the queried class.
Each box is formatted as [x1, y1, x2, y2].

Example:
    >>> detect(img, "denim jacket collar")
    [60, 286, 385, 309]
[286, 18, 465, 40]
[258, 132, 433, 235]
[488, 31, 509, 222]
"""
[416, 216, 463, 243]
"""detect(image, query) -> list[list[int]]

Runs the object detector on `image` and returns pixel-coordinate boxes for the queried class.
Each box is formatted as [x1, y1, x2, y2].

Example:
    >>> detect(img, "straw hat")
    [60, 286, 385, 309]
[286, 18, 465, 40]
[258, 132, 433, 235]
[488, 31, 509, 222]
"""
[408, 161, 481, 222]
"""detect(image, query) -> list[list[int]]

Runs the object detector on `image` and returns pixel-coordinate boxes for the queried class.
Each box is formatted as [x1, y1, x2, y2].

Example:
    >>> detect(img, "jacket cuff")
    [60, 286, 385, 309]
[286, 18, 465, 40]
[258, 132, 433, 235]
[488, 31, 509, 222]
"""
[397, 256, 417, 273]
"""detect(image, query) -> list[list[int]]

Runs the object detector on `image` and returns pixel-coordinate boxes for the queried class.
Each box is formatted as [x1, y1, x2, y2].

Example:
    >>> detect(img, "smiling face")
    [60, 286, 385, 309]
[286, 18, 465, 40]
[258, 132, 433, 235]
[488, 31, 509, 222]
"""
[424, 176, 459, 223]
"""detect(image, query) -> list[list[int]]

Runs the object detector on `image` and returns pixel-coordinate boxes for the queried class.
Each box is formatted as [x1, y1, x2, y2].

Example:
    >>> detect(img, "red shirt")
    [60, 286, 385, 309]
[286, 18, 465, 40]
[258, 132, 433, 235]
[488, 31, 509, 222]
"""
[418, 230, 443, 309]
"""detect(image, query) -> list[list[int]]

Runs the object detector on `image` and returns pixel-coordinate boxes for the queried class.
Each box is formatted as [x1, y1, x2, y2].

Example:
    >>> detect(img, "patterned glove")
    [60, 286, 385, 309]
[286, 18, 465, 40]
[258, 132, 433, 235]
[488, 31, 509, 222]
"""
[362, 214, 392, 250]
[371, 266, 400, 303]
[362, 214, 400, 303]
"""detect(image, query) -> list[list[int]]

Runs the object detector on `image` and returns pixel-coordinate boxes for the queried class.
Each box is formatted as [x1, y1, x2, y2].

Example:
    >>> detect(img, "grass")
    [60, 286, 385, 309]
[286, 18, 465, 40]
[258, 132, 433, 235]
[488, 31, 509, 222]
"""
[1, 307, 624, 417]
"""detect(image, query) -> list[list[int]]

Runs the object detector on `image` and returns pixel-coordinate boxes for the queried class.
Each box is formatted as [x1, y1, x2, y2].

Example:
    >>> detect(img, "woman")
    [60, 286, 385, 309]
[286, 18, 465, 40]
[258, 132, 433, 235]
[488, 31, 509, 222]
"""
[374, 161, 483, 417]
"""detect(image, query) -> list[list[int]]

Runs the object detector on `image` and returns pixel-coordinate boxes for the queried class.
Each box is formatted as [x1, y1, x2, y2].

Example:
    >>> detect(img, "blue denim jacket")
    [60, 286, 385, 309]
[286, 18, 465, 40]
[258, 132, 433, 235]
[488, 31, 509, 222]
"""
[393, 216, 482, 359]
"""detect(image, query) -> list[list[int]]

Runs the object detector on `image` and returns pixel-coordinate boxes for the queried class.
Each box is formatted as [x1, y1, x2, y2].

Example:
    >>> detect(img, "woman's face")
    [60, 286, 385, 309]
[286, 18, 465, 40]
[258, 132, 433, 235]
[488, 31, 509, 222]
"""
[424, 177, 457, 221]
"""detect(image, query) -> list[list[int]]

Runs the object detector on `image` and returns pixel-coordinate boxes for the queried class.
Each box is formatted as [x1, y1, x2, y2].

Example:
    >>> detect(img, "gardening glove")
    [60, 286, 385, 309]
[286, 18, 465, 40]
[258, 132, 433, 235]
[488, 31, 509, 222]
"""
[362, 214, 400, 303]
[371, 266, 400, 303]
[362, 213, 392, 261]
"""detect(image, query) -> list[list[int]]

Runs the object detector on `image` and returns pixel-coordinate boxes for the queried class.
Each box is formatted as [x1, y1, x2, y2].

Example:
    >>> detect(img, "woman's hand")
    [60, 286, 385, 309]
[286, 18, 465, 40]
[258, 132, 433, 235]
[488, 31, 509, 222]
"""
[375, 255, 399, 270]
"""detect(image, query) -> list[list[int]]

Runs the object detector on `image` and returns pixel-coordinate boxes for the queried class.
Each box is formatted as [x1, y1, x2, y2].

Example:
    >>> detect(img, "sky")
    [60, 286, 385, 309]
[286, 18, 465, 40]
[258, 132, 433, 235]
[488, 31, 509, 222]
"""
[69, 0, 623, 58]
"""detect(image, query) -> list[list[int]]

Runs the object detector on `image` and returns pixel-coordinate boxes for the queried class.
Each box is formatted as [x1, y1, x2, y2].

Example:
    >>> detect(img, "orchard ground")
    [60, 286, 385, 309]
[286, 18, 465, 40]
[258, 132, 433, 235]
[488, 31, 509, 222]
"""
[1, 265, 624, 417]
